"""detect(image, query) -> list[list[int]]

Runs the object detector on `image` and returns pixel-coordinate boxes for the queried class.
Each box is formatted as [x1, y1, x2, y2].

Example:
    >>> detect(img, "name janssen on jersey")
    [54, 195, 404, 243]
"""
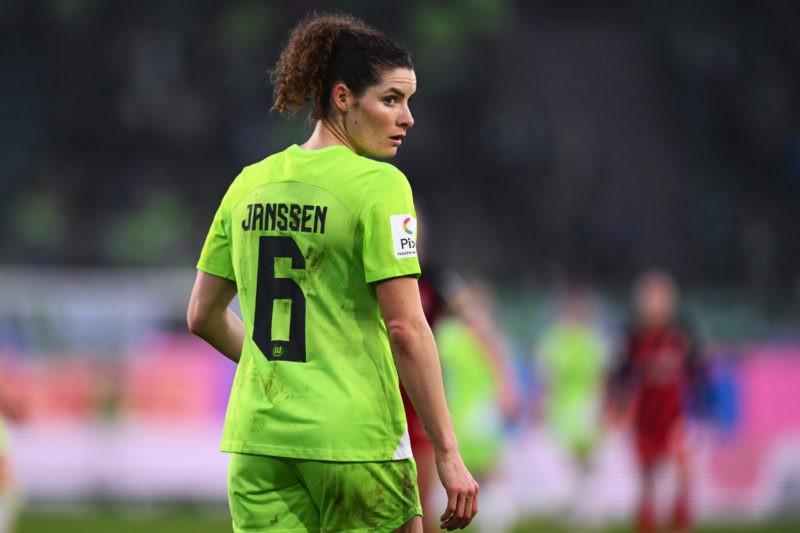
[241, 202, 328, 234]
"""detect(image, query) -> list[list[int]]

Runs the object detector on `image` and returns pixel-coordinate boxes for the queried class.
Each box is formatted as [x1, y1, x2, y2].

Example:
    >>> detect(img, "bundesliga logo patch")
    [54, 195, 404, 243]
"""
[390, 214, 417, 259]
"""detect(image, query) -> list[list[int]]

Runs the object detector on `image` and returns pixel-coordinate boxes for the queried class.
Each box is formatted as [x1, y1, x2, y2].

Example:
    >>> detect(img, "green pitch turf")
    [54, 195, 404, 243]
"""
[17, 507, 233, 533]
[16, 508, 800, 533]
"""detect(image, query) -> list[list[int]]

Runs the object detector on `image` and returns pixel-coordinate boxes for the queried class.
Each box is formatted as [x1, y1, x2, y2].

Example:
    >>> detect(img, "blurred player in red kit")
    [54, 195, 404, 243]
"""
[609, 270, 707, 533]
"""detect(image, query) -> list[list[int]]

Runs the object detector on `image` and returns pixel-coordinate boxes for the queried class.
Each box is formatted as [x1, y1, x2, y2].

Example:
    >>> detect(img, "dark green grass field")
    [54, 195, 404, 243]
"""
[15, 508, 800, 533]
[17, 507, 233, 533]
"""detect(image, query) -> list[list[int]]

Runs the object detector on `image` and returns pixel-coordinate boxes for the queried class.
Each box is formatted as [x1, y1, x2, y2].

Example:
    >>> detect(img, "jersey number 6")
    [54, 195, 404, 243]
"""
[253, 236, 307, 362]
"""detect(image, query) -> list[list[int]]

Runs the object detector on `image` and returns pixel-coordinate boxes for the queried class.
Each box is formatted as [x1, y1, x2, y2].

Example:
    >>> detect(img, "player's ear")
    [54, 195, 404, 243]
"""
[331, 83, 351, 113]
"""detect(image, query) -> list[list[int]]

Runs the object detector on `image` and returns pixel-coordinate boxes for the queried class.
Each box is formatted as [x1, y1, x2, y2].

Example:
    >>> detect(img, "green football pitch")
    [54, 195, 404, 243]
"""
[17, 507, 232, 533]
[14, 508, 800, 533]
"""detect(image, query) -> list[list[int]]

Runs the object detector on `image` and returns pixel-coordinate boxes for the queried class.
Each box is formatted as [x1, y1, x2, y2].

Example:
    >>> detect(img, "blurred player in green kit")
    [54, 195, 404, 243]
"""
[535, 286, 609, 523]
[187, 12, 478, 533]
[410, 272, 517, 532]
[435, 281, 517, 479]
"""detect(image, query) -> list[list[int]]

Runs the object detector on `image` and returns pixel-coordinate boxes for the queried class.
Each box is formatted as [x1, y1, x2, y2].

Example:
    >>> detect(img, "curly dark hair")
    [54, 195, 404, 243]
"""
[270, 12, 413, 121]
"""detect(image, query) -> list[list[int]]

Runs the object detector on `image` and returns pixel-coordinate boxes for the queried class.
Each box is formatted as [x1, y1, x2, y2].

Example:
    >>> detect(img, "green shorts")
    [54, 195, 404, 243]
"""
[228, 453, 422, 533]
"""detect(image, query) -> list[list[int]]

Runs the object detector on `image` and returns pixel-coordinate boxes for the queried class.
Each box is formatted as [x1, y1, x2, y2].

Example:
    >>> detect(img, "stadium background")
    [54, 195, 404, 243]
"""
[1, 0, 800, 531]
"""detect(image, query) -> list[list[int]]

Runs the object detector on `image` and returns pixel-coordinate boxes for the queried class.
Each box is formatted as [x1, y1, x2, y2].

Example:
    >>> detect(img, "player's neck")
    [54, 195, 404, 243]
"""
[301, 119, 356, 154]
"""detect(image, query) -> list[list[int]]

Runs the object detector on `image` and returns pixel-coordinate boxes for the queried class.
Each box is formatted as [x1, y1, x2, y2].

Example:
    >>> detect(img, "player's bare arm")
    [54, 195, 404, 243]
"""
[376, 276, 479, 530]
[187, 270, 245, 363]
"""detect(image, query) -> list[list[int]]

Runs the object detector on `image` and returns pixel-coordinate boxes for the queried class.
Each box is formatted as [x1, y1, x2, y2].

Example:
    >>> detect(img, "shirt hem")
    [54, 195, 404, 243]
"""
[365, 265, 421, 285]
[221, 440, 413, 462]
[196, 261, 236, 281]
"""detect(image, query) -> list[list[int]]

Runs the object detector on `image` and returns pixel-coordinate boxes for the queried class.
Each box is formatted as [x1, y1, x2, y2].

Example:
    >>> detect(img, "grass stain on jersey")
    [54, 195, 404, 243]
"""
[263, 371, 287, 404]
[252, 363, 291, 408]
[305, 245, 327, 274]
[250, 413, 267, 433]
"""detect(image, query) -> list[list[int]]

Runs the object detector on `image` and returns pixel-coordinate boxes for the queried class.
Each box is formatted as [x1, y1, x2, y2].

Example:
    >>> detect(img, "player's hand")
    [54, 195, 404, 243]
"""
[435, 450, 479, 530]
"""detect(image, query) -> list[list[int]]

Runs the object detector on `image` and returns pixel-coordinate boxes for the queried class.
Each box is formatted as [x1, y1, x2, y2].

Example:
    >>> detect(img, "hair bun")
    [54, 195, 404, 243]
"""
[270, 12, 412, 121]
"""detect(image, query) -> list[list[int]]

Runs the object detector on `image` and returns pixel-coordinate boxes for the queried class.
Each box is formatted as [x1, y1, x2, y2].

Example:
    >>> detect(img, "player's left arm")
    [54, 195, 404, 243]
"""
[187, 271, 244, 363]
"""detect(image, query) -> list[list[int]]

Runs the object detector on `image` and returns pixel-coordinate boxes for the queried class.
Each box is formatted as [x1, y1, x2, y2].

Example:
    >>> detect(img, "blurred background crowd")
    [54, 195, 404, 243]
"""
[1, 0, 800, 531]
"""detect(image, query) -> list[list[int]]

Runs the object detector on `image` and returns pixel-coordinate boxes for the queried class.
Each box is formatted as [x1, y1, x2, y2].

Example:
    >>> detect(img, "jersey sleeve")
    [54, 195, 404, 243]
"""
[360, 167, 421, 284]
[196, 185, 236, 281]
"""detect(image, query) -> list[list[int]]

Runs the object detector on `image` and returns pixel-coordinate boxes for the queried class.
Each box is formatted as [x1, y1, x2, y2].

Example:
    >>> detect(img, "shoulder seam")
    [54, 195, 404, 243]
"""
[356, 164, 406, 220]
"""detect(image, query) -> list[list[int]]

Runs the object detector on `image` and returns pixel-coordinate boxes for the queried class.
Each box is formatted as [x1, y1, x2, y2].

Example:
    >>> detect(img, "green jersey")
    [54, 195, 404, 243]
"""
[537, 321, 607, 448]
[197, 144, 421, 462]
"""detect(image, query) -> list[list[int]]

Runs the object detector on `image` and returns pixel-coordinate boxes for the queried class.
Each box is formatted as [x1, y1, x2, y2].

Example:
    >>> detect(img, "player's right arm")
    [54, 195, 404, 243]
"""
[191, 176, 244, 363]
[375, 276, 479, 531]
[187, 270, 244, 363]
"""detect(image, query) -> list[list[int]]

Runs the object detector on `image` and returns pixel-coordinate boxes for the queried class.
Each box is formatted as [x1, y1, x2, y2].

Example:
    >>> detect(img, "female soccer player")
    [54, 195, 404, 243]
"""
[187, 13, 478, 533]
[610, 270, 706, 533]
